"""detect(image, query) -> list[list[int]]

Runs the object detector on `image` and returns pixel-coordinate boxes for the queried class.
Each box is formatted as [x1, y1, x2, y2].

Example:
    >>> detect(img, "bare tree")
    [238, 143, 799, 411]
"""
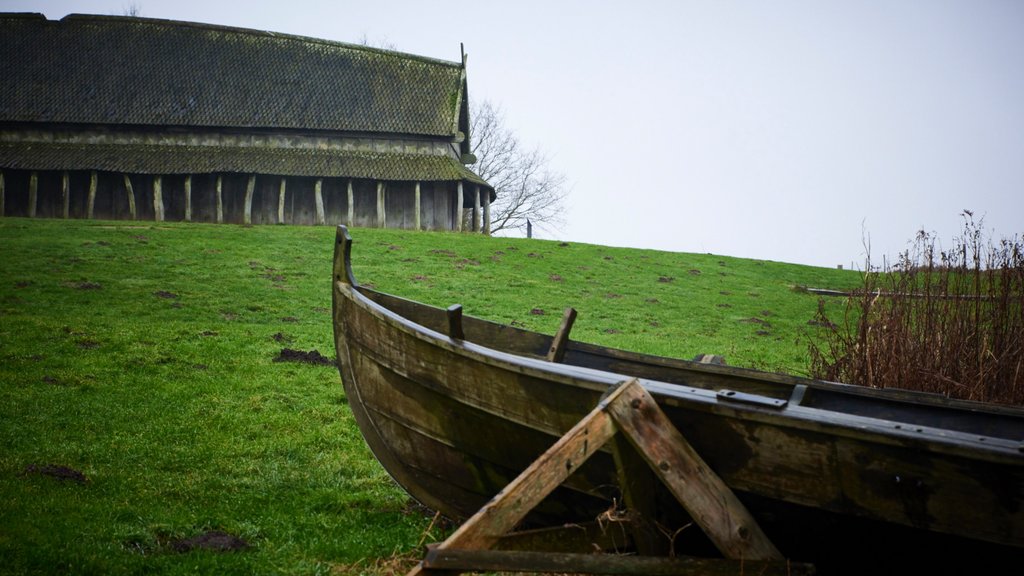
[470, 100, 567, 236]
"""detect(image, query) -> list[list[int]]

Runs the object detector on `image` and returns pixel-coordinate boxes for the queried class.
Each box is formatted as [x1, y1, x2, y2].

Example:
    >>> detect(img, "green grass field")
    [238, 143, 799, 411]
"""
[0, 218, 859, 574]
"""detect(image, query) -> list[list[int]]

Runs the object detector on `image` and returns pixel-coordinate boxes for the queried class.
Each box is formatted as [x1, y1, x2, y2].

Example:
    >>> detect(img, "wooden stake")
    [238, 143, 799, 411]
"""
[184, 175, 192, 222]
[243, 174, 255, 225]
[87, 171, 97, 219]
[455, 182, 464, 232]
[215, 175, 223, 223]
[315, 178, 325, 225]
[153, 175, 164, 222]
[414, 181, 421, 230]
[28, 171, 37, 218]
[473, 185, 481, 232]
[346, 180, 354, 226]
[546, 307, 577, 363]
[277, 178, 286, 224]
[446, 304, 465, 340]
[61, 171, 70, 219]
[123, 174, 136, 220]
[375, 181, 385, 228]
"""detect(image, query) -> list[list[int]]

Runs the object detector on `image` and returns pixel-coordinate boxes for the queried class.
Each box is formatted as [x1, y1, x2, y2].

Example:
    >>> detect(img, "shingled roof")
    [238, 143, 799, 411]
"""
[0, 13, 468, 139]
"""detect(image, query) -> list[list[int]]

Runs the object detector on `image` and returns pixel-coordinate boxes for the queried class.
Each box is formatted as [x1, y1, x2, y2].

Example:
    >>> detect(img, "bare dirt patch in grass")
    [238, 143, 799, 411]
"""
[274, 348, 333, 367]
[171, 530, 249, 553]
[23, 464, 87, 484]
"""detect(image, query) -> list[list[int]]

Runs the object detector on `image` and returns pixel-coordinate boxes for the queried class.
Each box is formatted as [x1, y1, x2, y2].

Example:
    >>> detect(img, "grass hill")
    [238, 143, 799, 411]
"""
[0, 218, 859, 574]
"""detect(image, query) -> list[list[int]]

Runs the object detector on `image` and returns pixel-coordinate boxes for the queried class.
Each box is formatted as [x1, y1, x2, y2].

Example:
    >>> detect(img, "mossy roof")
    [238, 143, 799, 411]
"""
[0, 13, 467, 138]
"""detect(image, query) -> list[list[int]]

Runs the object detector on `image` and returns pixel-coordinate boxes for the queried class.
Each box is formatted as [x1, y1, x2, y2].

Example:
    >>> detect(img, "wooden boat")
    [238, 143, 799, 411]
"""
[331, 226, 1024, 573]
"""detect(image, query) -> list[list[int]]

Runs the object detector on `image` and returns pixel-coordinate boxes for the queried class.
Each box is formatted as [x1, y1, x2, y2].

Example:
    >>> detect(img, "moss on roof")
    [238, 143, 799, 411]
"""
[0, 13, 466, 137]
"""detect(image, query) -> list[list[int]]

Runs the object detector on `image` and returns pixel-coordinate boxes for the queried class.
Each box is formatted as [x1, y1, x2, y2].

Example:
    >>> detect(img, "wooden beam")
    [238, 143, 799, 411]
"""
[446, 304, 465, 340]
[375, 181, 385, 228]
[28, 171, 37, 218]
[123, 174, 136, 220]
[315, 178, 326, 225]
[483, 189, 491, 235]
[414, 181, 421, 230]
[243, 174, 255, 225]
[215, 175, 223, 223]
[184, 175, 192, 222]
[472, 185, 481, 232]
[87, 171, 97, 219]
[546, 307, 577, 363]
[0, 170, 5, 217]
[61, 171, 70, 219]
[153, 175, 164, 221]
[605, 382, 783, 560]
[277, 178, 286, 224]
[455, 182, 463, 232]
[346, 180, 354, 226]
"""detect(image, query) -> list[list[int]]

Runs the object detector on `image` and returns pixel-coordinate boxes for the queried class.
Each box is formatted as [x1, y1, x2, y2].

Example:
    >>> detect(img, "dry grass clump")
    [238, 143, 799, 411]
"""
[810, 212, 1024, 405]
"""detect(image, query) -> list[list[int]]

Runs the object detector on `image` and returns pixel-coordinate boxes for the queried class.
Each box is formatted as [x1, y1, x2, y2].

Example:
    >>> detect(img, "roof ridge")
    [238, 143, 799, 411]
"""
[53, 12, 463, 69]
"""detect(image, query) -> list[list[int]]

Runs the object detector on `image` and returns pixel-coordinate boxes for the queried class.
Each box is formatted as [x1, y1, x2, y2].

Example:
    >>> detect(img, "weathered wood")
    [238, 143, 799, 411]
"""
[315, 178, 326, 226]
[184, 175, 192, 222]
[446, 304, 465, 340]
[123, 174, 136, 220]
[472, 185, 481, 232]
[277, 178, 286, 224]
[414, 181, 421, 230]
[375, 181, 385, 228]
[422, 547, 813, 576]
[495, 521, 631, 553]
[483, 189, 491, 235]
[61, 171, 69, 219]
[87, 171, 97, 220]
[546, 307, 577, 363]
[215, 175, 223, 223]
[455, 182, 464, 232]
[606, 382, 782, 560]
[243, 174, 255, 225]
[610, 432, 670, 556]
[0, 170, 5, 217]
[28, 171, 37, 217]
[153, 175, 164, 222]
[346, 180, 354, 226]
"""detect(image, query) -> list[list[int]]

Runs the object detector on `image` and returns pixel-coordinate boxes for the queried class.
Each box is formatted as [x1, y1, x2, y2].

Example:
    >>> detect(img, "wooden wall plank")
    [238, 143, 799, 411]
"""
[483, 189, 491, 235]
[28, 171, 37, 218]
[243, 174, 256, 225]
[215, 175, 223, 223]
[376, 181, 385, 228]
[88, 171, 97, 219]
[278, 178, 286, 224]
[456, 182, 464, 232]
[315, 178, 325, 225]
[153, 175, 164, 221]
[184, 175, 192, 222]
[414, 181, 421, 230]
[61, 171, 70, 219]
[347, 180, 354, 226]
[123, 174, 136, 220]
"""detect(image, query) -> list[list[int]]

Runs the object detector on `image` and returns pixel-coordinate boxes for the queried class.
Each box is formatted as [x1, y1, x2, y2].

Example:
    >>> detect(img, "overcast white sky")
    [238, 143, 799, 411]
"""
[5, 0, 1022, 268]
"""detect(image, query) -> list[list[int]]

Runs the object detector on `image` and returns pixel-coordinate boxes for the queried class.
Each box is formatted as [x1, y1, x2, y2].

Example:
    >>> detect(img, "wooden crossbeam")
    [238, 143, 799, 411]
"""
[407, 378, 801, 576]
[545, 307, 577, 363]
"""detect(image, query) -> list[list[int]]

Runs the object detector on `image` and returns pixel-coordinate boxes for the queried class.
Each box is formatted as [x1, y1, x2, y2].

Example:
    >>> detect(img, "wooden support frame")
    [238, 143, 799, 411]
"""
[184, 175, 193, 222]
[61, 171, 70, 219]
[375, 181, 385, 228]
[215, 175, 224, 223]
[414, 182, 421, 230]
[243, 174, 256, 225]
[153, 175, 164, 222]
[123, 174, 136, 220]
[545, 307, 577, 362]
[346, 180, 354, 227]
[87, 171, 97, 220]
[408, 379, 808, 576]
[316, 178, 326, 226]
[482, 190, 490, 235]
[446, 304, 465, 340]
[277, 178, 286, 224]
[455, 182, 464, 232]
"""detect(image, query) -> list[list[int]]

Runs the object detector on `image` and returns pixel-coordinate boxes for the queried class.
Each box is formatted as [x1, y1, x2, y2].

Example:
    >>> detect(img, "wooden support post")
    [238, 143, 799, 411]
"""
[28, 171, 37, 218]
[315, 178, 326, 226]
[472, 185, 481, 232]
[215, 175, 223, 223]
[243, 174, 255, 225]
[61, 171, 70, 219]
[277, 178, 286, 224]
[184, 175, 192, 222]
[346, 180, 354, 227]
[153, 175, 164, 221]
[123, 174, 136, 220]
[483, 189, 491, 235]
[546, 307, 577, 363]
[455, 182, 464, 232]
[375, 181, 385, 228]
[0, 170, 5, 217]
[87, 171, 97, 219]
[446, 304, 465, 340]
[414, 181, 421, 230]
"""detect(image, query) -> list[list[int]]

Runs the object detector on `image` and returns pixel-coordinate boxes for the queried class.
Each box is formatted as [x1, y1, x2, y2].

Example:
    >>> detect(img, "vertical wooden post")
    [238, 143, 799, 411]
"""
[0, 170, 5, 217]
[315, 178, 326, 225]
[61, 171, 70, 219]
[375, 181, 385, 228]
[483, 188, 491, 235]
[455, 181, 464, 232]
[346, 180, 354, 226]
[473, 185, 481, 232]
[153, 175, 164, 222]
[28, 171, 38, 218]
[184, 175, 192, 222]
[414, 181, 421, 230]
[215, 175, 223, 223]
[243, 174, 255, 225]
[123, 174, 136, 220]
[87, 171, 97, 219]
[277, 178, 286, 224]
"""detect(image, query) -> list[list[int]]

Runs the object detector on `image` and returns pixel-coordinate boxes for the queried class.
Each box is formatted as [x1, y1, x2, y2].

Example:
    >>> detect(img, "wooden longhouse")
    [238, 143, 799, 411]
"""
[0, 13, 494, 232]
